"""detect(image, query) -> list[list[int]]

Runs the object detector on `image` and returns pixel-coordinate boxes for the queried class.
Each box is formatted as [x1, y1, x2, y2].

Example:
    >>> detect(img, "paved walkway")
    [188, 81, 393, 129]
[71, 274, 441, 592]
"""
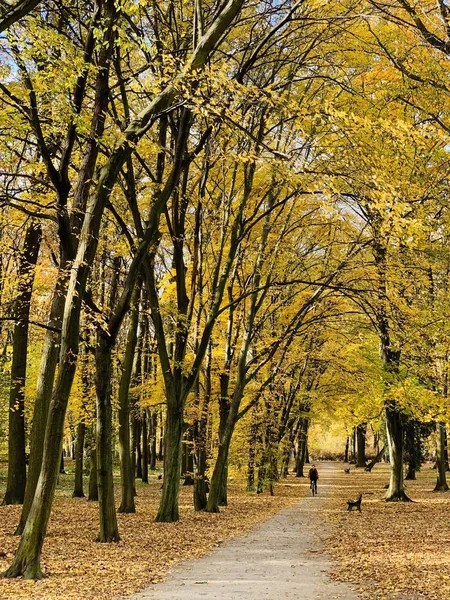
[132, 464, 358, 600]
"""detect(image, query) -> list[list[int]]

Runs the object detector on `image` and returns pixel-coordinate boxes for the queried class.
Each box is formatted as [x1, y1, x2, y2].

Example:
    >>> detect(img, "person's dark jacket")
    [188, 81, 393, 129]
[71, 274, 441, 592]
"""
[308, 467, 319, 481]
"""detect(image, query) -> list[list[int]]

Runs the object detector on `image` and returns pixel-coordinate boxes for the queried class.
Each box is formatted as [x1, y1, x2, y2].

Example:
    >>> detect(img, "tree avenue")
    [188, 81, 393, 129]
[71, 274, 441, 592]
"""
[1, 0, 450, 590]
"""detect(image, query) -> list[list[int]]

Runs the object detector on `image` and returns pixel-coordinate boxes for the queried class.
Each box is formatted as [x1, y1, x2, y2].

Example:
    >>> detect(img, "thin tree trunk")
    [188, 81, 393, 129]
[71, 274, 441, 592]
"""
[117, 284, 139, 513]
[193, 344, 212, 510]
[217, 373, 230, 506]
[350, 427, 356, 463]
[149, 412, 157, 470]
[59, 452, 65, 474]
[158, 411, 164, 460]
[142, 410, 149, 484]
[295, 419, 308, 477]
[435, 422, 449, 492]
[135, 419, 142, 479]
[3, 222, 41, 506]
[88, 439, 98, 501]
[72, 422, 86, 498]
[247, 412, 258, 491]
[344, 436, 349, 462]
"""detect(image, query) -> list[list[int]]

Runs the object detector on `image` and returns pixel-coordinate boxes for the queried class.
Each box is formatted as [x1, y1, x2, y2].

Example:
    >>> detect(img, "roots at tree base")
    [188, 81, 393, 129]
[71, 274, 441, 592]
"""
[1, 557, 45, 580]
[385, 490, 412, 502]
[96, 532, 120, 543]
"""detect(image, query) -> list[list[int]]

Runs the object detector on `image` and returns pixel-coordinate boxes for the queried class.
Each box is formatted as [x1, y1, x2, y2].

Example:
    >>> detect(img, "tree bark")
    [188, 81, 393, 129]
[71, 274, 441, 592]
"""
[434, 422, 449, 492]
[3, 222, 41, 506]
[88, 439, 98, 501]
[356, 424, 366, 468]
[135, 418, 142, 479]
[95, 332, 120, 542]
[385, 405, 410, 501]
[149, 411, 157, 470]
[295, 419, 308, 477]
[117, 284, 139, 513]
[193, 344, 212, 510]
[247, 413, 258, 491]
[155, 401, 184, 522]
[72, 422, 86, 498]
[142, 410, 149, 484]
[344, 435, 349, 462]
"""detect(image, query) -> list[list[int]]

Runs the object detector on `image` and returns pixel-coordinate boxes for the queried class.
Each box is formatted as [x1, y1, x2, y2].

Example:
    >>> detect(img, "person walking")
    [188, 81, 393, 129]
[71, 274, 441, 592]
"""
[309, 464, 319, 495]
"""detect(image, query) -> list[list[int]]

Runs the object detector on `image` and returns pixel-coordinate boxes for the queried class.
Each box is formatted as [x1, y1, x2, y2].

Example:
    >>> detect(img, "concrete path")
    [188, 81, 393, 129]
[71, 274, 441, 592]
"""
[132, 464, 358, 600]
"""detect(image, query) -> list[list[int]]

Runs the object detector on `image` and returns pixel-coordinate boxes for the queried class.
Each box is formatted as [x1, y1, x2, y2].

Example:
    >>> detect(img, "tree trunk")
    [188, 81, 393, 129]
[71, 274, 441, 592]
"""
[158, 410, 164, 460]
[72, 422, 86, 497]
[155, 401, 184, 522]
[217, 373, 230, 506]
[247, 415, 258, 491]
[445, 428, 449, 472]
[95, 333, 120, 542]
[15, 268, 66, 534]
[88, 442, 98, 501]
[295, 419, 308, 477]
[434, 422, 449, 492]
[117, 286, 139, 513]
[59, 451, 65, 474]
[3, 222, 41, 506]
[344, 436, 349, 462]
[385, 406, 410, 501]
[193, 344, 212, 511]
[356, 424, 366, 468]
[135, 418, 142, 479]
[142, 411, 149, 484]
[149, 411, 157, 470]
[350, 427, 356, 463]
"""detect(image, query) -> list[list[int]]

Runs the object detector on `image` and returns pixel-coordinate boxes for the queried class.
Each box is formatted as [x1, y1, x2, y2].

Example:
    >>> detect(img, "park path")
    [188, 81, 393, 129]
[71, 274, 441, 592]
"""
[131, 463, 358, 600]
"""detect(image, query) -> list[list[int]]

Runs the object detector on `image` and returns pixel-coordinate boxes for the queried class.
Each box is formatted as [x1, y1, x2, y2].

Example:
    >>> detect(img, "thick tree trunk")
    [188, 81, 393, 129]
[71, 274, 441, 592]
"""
[344, 436, 349, 462]
[385, 406, 410, 501]
[155, 402, 184, 522]
[356, 424, 366, 468]
[3, 222, 41, 506]
[3, 333, 84, 579]
[16, 264, 67, 534]
[72, 422, 86, 498]
[95, 333, 120, 542]
[434, 422, 449, 492]
[206, 380, 241, 513]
